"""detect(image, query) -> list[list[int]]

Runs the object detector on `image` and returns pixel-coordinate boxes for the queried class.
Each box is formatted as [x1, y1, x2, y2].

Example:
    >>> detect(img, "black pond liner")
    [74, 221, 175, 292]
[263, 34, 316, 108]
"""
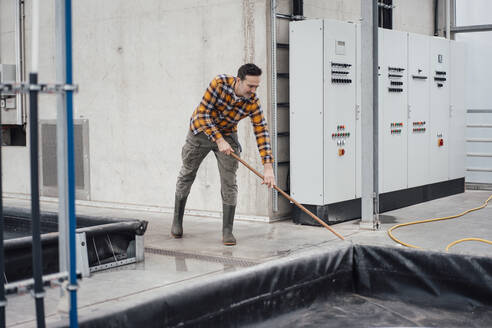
[56, 243, 492, 328]
[3, 206, 148, 283]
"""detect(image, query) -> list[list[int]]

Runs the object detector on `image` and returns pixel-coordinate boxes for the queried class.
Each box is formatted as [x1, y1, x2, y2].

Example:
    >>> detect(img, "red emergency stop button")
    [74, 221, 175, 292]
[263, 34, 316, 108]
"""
[338, 148, 345, 156]
[438, 138, 444, 147]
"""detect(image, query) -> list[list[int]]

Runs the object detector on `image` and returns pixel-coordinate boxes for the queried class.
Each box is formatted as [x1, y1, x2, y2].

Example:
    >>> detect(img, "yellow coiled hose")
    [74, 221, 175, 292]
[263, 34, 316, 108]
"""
[387, 194, 492, 251]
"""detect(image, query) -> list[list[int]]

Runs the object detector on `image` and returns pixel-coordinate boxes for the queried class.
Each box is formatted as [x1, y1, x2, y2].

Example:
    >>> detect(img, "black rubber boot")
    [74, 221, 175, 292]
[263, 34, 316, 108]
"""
[222, 204, 237, 246]
[171, 195, 187, 238]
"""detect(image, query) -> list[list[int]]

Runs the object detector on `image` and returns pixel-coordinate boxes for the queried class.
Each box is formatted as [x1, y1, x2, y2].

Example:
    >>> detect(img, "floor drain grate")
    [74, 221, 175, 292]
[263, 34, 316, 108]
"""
[144, 247, 261, 267]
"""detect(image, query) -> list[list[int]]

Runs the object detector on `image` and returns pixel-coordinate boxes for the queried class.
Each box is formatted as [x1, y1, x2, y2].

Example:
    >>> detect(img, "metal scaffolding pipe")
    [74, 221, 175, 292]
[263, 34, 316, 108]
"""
[452, 24, 492, 33]
[446, 0, 451, 39]
[29, 71, 46, 327]
[292, 0, 303, 18]
[0, 77, 6, 328]
[270, 0, 278, 212]
[55, 0, 70, 277]
[15, 0, 26, 125]
[372, 0, 379, 227]
[30, 1, 46, 326]
[434, 0, 439, 36]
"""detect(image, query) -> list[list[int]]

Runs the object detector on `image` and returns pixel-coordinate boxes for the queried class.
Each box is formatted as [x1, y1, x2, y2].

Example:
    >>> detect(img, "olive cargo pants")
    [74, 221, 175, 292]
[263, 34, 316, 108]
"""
[175, 131, 242, 206]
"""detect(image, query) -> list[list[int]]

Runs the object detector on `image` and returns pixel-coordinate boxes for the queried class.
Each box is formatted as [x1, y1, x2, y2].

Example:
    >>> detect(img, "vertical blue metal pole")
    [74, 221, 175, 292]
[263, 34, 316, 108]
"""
[64, 0, 78, 326]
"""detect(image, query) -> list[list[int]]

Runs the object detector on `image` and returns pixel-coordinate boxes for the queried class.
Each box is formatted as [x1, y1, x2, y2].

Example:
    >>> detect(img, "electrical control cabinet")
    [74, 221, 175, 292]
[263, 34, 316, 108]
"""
[449, 41, 466, 179]
[290, 19, 357, 205]
[429, 38, 450, 183]
[290, 19, 465, 211]
[379, 29, 408, 193]
[407, 33, 431, 188]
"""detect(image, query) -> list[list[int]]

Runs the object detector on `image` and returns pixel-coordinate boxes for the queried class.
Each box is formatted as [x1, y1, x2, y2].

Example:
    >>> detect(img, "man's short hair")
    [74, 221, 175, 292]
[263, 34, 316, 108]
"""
[237, 63, 262, 80]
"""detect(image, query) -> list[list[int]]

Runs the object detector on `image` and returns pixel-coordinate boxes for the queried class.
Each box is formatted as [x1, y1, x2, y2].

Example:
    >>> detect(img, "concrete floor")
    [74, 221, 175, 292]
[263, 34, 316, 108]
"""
[4, 190, 492, 327]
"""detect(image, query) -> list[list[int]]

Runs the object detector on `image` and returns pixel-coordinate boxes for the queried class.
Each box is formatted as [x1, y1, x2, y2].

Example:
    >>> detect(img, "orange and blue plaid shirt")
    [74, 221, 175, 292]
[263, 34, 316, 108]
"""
[190, 75, 273, 164]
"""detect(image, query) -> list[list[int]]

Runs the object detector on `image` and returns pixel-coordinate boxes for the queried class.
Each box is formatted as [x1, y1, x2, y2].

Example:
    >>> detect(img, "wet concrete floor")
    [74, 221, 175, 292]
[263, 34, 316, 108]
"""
[3, 190, 492, 327]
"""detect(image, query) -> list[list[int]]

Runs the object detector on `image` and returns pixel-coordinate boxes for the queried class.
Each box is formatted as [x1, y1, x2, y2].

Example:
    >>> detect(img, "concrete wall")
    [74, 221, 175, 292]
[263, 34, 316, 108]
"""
[1, 0, 273, 220]
[0, 0, 34, 197]
[72, 0, 273, 219]
[393, 0, 435, 36]
[0, 0, 437, 221]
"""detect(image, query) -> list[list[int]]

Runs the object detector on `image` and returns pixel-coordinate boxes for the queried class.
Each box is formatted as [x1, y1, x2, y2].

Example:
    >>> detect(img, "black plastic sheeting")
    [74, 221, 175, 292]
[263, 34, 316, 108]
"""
[55, 243, 492, 328]
[3, 206, 149, 232]
[354, 244, 492, 309]
[3, 207, 148, 282]
[5, 214, 57, 239]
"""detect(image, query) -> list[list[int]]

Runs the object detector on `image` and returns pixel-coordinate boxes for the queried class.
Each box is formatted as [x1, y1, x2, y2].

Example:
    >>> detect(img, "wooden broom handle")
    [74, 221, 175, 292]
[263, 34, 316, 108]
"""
[230, 153, 345, 241]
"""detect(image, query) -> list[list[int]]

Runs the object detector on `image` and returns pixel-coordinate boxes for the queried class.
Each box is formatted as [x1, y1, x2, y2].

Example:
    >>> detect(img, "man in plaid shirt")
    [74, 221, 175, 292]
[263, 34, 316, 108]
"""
[172, 64, 275, 246]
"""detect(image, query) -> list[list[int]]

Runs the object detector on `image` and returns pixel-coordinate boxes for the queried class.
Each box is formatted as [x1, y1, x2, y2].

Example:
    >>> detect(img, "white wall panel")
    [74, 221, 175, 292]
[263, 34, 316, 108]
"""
[449, 41, 466, 179]
[407, 33, 430, 187]
[429, 38, 450, 183]
[355, 23, 362, 198]
[378, 29, 384, 193]
[323, 20, 357, 204]
[379, 29, 408, 193]
[289, 20, 324, 205]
